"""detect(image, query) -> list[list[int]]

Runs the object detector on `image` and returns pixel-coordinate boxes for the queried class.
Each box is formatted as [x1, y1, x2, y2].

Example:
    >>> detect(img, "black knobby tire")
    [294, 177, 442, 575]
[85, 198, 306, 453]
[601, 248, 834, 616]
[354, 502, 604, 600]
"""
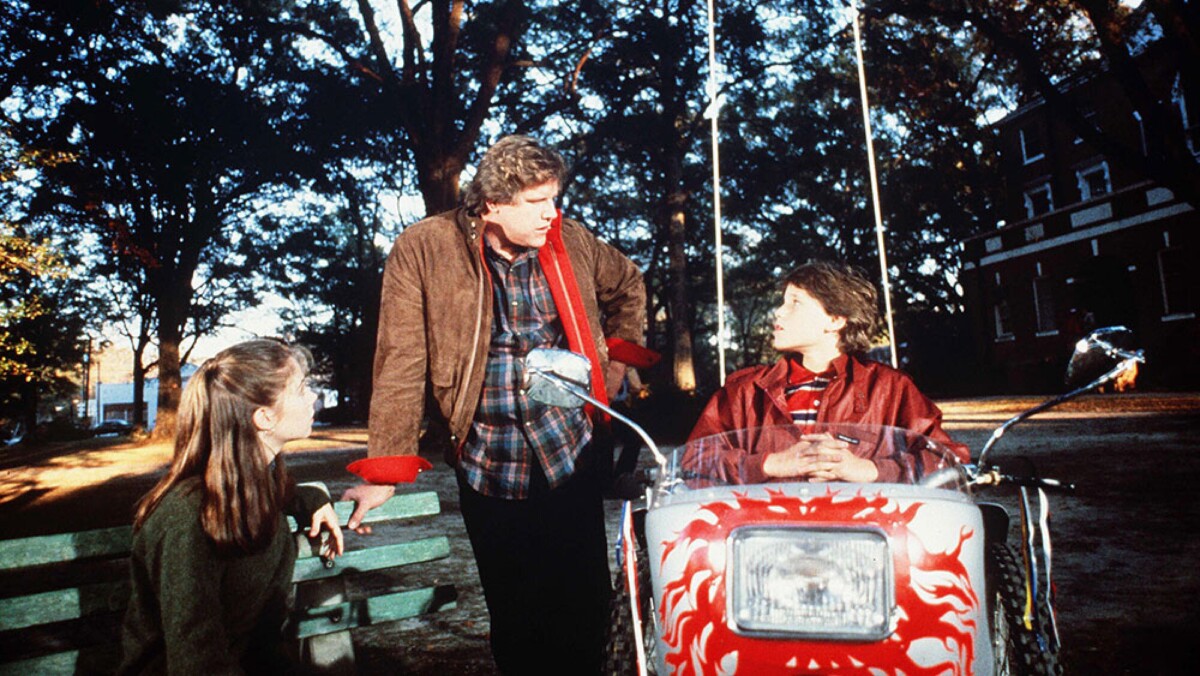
[604, 516, 654, 675]
[987, 543, 1063, 676]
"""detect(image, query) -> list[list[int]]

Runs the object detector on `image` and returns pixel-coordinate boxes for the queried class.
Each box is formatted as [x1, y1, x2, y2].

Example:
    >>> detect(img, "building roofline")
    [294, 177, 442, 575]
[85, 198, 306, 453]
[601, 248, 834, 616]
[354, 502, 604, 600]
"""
[961, 179, 1156, 244]
[990, 22, 1169, 129]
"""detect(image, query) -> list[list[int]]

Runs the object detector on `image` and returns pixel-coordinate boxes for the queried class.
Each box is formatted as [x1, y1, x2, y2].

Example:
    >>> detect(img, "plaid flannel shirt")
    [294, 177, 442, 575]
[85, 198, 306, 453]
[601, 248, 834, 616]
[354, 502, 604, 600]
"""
[458, 245, 592, 499]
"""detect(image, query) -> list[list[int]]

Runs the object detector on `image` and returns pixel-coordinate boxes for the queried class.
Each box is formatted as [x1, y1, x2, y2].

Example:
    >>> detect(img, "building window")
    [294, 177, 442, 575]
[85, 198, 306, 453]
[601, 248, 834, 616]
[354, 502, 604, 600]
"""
[993, 301, 1013, 340]
[1023, 182, 1054, 219]
[1173, 74, 1198, 155]
[1020, 126, 1046, 164]
[1033, 277, 1058, 334]
[1159, 246, 1197, 318]
[1073, 105, 1097, 145]
[103, 403, 147, 421]
[1133, 110, 1148, 155]
[1076, 160, 1111, 201]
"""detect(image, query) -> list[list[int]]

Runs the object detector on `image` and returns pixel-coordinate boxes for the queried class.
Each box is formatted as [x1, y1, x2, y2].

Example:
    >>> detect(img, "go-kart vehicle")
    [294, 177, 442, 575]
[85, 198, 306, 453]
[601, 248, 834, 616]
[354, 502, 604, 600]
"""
[523, 326, 1142, 675]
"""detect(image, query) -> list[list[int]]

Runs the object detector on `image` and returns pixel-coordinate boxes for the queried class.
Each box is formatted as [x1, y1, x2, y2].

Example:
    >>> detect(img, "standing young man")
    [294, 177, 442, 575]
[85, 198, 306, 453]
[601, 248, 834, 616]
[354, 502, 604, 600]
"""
[687, 261, 969, 484]
[342, 135, 646, 673]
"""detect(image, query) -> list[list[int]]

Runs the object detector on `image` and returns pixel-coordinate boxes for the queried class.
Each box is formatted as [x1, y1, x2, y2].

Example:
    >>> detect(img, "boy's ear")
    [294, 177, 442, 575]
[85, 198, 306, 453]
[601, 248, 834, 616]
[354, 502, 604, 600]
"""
[829, 315, 848, 332]
[252, 406, 276, 432]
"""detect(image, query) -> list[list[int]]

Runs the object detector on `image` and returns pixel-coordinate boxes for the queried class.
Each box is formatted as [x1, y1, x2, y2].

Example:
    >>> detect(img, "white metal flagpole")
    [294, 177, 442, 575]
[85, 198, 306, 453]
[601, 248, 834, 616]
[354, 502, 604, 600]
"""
[705, 0, 728, 384]
[851, 5, 899, 368]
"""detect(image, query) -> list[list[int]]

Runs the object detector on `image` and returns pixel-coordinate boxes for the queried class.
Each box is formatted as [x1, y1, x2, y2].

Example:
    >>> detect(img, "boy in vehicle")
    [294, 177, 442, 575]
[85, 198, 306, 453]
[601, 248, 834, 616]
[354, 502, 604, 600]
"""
[686, 261, 969, 484]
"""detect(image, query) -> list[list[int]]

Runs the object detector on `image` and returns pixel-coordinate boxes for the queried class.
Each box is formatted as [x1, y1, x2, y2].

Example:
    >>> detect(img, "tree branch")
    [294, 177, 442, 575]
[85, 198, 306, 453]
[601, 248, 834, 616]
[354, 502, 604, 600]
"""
[455, 0, 523, 162]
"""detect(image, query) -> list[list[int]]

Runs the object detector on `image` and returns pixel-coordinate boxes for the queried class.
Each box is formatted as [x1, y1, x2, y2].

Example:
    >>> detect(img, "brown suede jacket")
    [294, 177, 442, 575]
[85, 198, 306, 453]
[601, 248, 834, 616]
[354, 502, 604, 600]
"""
[687, 354, 970, 484]
[367, 208, 646, 466]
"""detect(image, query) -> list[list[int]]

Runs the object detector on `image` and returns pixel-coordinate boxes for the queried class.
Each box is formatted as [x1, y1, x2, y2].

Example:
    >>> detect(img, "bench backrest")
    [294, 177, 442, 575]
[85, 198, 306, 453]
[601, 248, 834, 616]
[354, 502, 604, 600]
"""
[0, 485, 454, 674]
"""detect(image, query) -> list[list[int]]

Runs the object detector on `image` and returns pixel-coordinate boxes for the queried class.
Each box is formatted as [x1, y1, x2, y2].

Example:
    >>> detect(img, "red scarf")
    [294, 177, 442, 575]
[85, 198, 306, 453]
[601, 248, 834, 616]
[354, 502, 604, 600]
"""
[537, 211, 610, 409]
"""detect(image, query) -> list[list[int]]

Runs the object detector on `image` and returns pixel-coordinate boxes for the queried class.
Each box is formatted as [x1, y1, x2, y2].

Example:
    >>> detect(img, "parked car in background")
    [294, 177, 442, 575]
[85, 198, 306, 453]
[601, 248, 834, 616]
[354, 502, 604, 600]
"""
[92, 419, 133, 437]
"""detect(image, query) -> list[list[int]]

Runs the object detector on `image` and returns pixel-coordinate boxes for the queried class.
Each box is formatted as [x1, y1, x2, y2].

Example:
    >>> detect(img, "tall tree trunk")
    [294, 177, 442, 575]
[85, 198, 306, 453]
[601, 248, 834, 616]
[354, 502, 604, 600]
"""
[153, 334, 182, 441]
[132, 354, 146, 428]
[151, 282, 187, 441]
[131, 325, 150, 428]
[416, 149, 467, 215]
[354, 0, 524, 216]
[20, 379, 38, 441]
[664, 160, 696, 393]
[656, 7, 698, 394]
[354, 267, 382, 419]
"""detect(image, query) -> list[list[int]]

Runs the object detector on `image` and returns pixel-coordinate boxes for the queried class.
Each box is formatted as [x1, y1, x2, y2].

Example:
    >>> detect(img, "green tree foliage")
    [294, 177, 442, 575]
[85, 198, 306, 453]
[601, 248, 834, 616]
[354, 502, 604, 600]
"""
[875, 0, 1200, 206]
[261, 2, 601, 419]
[265, 175, 394, 423]
[295, 0, 563, 214]
[2, 0, 343, 437]
[7, 0, 1184, 418]
[1, 108, 93, 437]
[562, 2, 1004, 393]
[851, 7, 1004, 389]
[0, 225, 90, 434]
[0, 227, 66, 379]
[560, 0, 777, 393]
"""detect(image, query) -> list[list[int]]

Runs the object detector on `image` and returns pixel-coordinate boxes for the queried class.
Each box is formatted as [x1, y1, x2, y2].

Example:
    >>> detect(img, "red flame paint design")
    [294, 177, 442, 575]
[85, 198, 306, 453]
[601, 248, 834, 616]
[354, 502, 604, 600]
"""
[658, 489, 979, 675]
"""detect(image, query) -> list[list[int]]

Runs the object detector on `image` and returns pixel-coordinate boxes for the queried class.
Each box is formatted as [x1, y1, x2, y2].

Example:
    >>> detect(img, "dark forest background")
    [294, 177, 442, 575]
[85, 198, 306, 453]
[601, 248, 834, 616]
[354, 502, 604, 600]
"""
[3, 0, 1196, 439]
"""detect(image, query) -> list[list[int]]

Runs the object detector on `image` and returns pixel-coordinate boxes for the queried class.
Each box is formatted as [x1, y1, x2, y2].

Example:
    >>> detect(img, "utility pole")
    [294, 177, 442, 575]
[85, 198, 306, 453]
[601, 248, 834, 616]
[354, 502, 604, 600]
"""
[82, 338, 91, 422]
[95, 356, 103, 423]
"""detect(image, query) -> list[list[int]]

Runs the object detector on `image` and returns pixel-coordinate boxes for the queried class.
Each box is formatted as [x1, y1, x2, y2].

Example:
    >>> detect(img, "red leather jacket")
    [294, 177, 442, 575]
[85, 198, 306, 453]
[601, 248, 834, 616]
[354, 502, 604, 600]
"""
[687, 354, 970, 484]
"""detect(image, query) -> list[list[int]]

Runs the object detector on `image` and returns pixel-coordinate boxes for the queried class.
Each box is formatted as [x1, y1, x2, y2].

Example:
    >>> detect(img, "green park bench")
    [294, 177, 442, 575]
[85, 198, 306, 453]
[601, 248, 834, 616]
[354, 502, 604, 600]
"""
[0, 484, 456, 674]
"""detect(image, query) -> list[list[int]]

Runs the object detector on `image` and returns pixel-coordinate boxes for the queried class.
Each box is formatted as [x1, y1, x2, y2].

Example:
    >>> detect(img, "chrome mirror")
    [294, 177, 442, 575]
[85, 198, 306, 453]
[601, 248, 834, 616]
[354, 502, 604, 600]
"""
[979, 325, 1144, 467]
[1065, 326, 1140, 388]
[524, 348, 592, 408]
[522, 347, 668, 478]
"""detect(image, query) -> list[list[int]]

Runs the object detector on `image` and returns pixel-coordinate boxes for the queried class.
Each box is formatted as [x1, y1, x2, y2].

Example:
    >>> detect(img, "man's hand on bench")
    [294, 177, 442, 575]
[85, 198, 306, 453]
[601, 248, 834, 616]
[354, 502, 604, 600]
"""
[341, 483, 397, 533]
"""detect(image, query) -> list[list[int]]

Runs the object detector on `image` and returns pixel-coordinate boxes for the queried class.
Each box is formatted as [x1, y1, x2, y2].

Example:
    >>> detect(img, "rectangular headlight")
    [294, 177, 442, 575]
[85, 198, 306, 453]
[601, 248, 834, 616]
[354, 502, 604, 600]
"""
[729, 527, 892, 639]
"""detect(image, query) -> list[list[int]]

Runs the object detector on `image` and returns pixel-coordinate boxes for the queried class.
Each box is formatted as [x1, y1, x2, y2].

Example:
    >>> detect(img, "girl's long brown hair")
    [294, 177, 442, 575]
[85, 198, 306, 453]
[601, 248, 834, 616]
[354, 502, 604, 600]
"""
[133, 339, 312, 554]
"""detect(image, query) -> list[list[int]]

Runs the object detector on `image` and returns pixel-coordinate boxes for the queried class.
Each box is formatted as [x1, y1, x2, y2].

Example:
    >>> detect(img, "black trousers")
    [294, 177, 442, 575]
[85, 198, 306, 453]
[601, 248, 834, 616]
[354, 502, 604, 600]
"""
[457, 452, 612, 675]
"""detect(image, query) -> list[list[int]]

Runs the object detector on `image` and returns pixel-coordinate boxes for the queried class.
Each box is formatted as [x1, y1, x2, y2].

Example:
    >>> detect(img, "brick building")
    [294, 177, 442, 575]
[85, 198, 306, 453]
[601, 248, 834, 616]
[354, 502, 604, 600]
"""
[960, 48, 1199, 392]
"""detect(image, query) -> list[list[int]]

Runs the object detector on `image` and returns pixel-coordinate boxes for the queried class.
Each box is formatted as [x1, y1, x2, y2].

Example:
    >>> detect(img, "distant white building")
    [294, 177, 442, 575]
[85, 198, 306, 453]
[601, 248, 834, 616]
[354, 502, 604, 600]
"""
[85, 364, 199, 428]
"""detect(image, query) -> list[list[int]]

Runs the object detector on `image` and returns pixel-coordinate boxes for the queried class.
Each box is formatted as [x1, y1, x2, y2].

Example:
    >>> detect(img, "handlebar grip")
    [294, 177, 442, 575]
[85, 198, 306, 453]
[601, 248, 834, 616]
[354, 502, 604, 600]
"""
[998, 473, 1075, 492]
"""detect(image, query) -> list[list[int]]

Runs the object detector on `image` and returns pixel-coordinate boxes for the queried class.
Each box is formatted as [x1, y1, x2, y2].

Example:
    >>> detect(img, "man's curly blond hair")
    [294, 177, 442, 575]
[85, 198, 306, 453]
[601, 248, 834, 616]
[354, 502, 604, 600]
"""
[462, 135, 566, 215]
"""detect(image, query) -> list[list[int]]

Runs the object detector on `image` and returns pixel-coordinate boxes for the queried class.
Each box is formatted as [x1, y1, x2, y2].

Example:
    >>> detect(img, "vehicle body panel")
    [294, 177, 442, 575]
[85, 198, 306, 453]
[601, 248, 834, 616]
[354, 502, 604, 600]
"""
[645, 483, 990, 675]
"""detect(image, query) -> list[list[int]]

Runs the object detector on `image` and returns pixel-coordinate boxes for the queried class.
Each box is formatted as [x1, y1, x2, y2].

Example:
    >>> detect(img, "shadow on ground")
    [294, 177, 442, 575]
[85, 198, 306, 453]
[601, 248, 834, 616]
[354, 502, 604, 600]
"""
[3, 397, 1200, 673]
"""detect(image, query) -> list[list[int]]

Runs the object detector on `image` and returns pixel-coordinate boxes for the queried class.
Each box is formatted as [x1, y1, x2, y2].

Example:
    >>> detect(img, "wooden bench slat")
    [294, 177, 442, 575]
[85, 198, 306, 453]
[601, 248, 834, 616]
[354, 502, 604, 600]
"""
[0, 579, 130, 631]
[0, 490, 439, 571]
[294, 584, 458, 639]
[0, 650, 80, 676]
[0, 525, 133, 571]
[0, 483, 456, 672]
[286, 490, 441, 532]
[292, 536, 450, 582]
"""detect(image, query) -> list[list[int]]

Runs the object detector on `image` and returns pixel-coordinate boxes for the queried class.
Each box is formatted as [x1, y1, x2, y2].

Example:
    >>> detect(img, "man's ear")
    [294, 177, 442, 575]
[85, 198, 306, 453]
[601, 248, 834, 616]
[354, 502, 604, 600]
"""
[252, 406, 276, 432]
[829, 315, 848, 332]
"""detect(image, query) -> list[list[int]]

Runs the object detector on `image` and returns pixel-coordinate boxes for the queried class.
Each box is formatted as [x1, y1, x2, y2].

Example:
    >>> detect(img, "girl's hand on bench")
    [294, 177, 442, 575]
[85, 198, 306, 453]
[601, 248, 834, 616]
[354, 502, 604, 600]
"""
[309, 503, 345, 557]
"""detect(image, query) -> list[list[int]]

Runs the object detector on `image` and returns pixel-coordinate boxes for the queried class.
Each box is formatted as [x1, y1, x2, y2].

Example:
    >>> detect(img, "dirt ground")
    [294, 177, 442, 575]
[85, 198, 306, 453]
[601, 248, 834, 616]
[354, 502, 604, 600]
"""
[2, 393, 1199, 674]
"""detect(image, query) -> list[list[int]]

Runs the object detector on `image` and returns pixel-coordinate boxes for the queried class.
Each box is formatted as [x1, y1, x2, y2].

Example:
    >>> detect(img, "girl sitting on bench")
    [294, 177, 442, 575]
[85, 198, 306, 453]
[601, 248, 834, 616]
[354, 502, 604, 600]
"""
[119, 339, 343, 674]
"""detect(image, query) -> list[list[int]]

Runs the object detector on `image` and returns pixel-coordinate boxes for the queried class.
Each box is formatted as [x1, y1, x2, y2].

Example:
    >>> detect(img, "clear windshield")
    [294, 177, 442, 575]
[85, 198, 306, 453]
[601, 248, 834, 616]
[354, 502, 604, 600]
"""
[655, 423, 970, 501]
